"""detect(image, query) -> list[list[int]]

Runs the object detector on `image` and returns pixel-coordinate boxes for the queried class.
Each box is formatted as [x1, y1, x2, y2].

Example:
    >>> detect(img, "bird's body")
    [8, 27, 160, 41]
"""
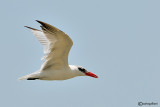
[19, 20, 98, 81]
[19, 65, 85, 80]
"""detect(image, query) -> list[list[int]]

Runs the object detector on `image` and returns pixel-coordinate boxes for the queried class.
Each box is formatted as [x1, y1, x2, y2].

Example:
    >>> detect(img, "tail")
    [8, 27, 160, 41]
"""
[18, 72, 40, 80]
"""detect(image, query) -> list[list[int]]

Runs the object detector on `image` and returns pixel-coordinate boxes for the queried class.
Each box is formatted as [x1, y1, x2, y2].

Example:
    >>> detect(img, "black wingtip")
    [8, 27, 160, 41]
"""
[36, 20, 43, 24]
[36, 20, 49, 29]
[35, 20, 60, 32]
[36, 20, 40, 22]
[24, 26, 29, 28]
[24, 26, 41, 31]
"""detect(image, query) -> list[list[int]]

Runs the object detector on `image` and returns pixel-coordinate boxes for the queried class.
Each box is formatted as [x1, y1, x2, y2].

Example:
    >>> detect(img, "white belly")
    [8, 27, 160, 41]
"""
[39, 69, 76, 80]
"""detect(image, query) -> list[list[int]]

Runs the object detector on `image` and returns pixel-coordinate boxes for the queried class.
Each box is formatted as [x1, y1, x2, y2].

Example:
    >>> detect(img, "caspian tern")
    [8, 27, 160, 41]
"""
[19, 20, 98, 80]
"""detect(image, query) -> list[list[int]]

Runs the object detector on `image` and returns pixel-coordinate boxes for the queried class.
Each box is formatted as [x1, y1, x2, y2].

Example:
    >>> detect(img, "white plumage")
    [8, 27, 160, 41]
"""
[19, 20, 98, 81]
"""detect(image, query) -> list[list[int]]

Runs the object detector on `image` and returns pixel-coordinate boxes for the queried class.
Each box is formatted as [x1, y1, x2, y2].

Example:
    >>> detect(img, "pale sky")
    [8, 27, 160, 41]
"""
[0, 0, 160, 107]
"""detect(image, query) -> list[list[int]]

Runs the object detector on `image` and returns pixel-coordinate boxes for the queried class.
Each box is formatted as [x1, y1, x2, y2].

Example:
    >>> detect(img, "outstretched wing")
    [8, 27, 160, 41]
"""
[24, 26, 49, 60]
[25, 20, 73, 70]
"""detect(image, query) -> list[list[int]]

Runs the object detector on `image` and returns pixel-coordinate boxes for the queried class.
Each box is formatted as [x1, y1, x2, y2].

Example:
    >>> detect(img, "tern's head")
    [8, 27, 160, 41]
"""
[77, 66, 98, 78]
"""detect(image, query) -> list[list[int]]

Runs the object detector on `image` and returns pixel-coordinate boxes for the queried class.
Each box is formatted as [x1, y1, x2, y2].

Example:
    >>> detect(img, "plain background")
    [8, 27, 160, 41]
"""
[0, 0, 160, 107]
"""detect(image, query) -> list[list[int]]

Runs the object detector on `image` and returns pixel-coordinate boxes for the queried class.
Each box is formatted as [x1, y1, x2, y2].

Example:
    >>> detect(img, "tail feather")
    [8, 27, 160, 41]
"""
[18, 75, 31, 80]
[18, 72, 40, 80]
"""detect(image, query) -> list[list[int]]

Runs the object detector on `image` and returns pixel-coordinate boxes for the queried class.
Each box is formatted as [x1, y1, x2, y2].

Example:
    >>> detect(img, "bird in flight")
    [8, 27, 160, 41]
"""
[19, 20, 98, 80]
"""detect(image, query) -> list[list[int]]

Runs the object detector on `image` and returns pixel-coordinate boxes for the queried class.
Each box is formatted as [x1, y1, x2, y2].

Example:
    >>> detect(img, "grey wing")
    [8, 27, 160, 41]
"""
[36, 20, 73, 70]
